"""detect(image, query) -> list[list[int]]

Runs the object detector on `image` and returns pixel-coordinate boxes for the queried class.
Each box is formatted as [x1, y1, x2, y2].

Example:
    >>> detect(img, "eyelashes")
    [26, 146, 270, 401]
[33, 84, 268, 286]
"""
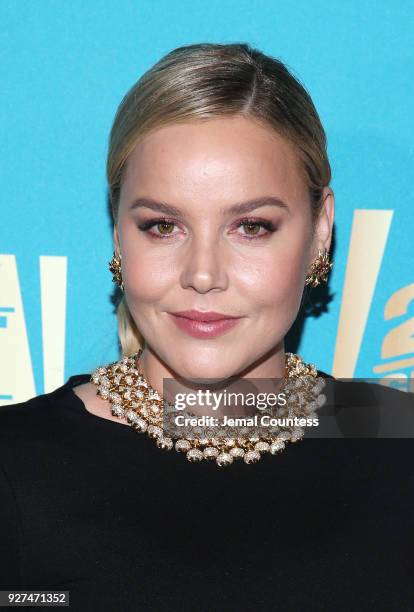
[137, 219, 176, 235]
[137, 217, 278, 241]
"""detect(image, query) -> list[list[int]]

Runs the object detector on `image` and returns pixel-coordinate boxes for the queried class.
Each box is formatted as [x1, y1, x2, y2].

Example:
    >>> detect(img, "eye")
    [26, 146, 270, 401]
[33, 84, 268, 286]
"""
[137, 218, 181, 239]
[235, 218, 277, 240]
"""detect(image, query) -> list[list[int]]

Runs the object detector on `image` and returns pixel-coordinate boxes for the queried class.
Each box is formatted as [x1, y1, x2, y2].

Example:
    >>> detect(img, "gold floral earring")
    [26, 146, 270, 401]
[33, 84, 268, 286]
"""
[305, 248, 333, 287]
[108, 251, 124, 291]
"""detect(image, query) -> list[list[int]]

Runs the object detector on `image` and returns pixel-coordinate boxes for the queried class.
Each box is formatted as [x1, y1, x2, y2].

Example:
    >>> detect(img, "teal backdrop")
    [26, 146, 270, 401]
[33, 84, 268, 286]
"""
[1, 0, 414, 403]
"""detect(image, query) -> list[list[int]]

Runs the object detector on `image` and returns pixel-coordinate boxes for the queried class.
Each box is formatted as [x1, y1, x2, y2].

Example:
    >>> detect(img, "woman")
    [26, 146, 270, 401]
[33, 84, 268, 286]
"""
[1, 43, 413, 611]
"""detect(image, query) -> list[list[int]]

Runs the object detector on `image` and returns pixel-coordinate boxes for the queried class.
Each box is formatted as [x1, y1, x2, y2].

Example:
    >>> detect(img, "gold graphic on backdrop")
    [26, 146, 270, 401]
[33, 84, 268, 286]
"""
[332, 210, 394, 378]
[374, 283, 414, 390]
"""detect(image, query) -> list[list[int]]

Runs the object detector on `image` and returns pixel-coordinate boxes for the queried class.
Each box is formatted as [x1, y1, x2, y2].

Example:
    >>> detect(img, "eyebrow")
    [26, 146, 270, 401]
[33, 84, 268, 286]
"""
[128, 196, 290, 216]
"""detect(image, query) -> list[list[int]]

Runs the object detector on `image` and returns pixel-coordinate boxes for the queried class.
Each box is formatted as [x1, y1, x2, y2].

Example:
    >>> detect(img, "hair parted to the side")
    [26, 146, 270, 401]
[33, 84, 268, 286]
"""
[107, 42, 332, 356]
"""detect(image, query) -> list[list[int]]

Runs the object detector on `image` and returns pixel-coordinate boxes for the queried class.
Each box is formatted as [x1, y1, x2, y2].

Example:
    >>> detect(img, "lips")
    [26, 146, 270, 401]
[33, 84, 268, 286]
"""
[168, 310, 243, 339]
[170, 310, 241, 322]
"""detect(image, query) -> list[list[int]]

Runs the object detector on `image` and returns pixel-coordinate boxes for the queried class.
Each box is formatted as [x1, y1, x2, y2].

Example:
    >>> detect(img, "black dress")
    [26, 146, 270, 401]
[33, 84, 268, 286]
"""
[0, 369, 414, 611]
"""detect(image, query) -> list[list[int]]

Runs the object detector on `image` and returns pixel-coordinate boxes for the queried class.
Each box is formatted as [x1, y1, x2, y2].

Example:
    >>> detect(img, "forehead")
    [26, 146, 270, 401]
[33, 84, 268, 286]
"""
[120, 116, 308, 206]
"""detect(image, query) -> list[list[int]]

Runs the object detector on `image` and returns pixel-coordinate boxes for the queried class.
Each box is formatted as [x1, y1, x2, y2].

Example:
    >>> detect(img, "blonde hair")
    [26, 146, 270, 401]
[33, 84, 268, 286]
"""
[107, 42, 332, 356]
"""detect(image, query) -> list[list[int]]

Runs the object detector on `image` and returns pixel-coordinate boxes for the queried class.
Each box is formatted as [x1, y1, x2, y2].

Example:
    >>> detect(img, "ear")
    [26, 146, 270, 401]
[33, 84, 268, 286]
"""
[113, 225, 121, 254]
[311, 187, 335, 255]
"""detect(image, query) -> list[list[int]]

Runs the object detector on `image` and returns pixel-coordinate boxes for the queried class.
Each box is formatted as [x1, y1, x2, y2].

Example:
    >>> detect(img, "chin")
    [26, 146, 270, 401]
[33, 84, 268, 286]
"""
[172, 358, 239, 384]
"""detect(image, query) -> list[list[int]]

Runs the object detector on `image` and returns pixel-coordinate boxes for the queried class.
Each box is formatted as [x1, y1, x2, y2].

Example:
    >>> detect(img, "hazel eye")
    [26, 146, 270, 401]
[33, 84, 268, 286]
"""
[156, 221, 175, 235]
[241, 222, 261, 236]
[235, 218, 277, 239]
[137, 218, 181, 239]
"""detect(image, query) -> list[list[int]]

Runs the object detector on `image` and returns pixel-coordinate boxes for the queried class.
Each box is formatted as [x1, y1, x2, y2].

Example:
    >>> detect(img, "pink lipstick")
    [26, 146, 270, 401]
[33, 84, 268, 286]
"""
[168, 310, 244, 339]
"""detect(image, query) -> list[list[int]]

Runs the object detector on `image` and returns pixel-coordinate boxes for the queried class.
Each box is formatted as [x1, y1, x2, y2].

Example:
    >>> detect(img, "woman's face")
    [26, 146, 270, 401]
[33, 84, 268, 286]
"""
[115, 115, 334, 381]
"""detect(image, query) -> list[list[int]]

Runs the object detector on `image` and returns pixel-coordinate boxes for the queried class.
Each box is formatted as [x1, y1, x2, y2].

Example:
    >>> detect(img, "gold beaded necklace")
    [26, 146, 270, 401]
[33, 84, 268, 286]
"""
[90, 350, 326, 467]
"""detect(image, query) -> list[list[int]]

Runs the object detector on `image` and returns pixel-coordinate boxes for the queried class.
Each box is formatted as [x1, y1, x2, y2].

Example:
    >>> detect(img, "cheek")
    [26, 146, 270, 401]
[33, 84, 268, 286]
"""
[236, 245, 308, 310]
[123, 257, 176, 304]
[120, 223, 177, 303]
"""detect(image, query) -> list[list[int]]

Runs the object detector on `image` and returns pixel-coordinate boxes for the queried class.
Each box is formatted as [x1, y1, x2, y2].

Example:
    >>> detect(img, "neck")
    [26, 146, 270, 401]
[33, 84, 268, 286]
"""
[136, 343, 287, 418]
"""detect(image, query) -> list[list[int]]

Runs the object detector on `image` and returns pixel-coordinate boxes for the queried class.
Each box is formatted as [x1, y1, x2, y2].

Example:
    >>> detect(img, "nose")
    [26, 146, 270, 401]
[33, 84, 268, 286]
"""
[179, 234, 229, 293]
